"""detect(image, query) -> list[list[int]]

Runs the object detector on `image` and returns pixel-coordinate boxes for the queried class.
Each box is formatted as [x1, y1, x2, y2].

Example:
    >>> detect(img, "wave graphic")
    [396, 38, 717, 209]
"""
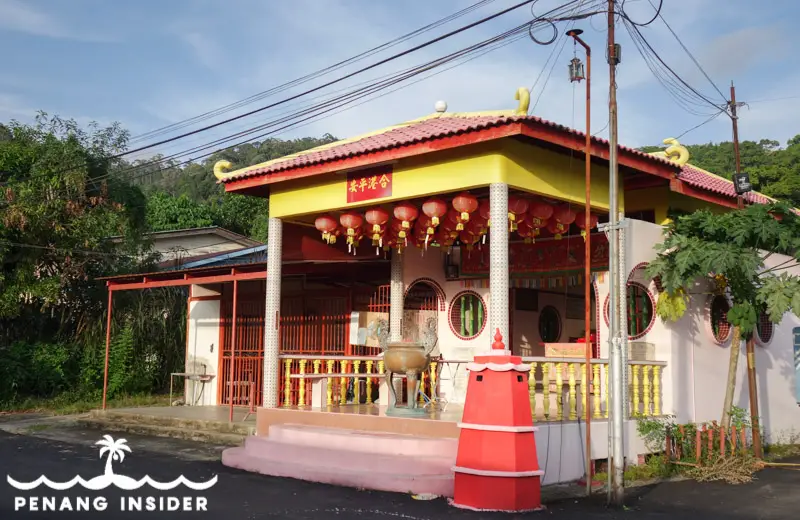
[7, 474, 218, 492]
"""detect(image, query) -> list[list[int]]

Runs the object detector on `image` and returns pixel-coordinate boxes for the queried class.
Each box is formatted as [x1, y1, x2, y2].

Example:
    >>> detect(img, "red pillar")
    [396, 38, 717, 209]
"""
[101, 287, 113, 410]
[229, 279, 239, 422]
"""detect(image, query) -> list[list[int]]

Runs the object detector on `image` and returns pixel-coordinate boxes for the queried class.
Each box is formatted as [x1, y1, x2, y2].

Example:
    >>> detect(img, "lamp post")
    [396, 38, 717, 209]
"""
[567, 27, 593, 497]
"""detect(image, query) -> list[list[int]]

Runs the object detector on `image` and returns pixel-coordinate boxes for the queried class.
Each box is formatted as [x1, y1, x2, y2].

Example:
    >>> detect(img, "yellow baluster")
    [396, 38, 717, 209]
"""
[568, 363, 577, 420]
[313, 359, 321, 375]
[632, 364, 641, 417]
[298, 359, 307, 407]
[340, 360, 349, 405]
[326, 359, 335, 407]
[366, 360, 374, 404]
[580, 362, 588, 419]
[592, 363, 601, 419]
[542, 362, 551, 421]
[419, 370, 426, 405]
[378, 360, 385, 376]
[643, 365, 652, 417]
[283, 359, 292, 407]
[604, 363, 609, 418]
[556, 363, 564, 421]
[353, 360, 362, 405]
[529, 362, 538, 415]
[430, 362, 438, 401]
[653, 365, 662, 416]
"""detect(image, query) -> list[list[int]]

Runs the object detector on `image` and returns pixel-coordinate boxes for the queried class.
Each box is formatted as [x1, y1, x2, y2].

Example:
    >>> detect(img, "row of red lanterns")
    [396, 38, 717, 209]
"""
[314, 193, 599, 254]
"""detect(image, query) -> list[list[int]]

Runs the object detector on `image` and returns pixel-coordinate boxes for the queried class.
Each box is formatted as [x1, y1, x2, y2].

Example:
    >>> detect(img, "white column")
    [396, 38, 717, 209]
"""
[262, 217, 282, 408]
[390, 252, 403, 342]
[489, 182, 509, 345]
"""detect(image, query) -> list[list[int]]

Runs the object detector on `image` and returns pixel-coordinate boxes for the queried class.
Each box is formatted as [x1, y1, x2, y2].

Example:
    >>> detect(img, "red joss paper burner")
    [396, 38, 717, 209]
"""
[450, 329, 543, 512]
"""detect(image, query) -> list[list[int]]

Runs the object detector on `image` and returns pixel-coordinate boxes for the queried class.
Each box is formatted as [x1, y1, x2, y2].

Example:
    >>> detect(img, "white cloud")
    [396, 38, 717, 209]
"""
[0, 0, 112, 42]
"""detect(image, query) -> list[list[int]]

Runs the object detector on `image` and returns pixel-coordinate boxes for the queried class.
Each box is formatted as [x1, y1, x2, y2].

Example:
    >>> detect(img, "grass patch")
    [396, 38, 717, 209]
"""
[0, 393, 171, 416]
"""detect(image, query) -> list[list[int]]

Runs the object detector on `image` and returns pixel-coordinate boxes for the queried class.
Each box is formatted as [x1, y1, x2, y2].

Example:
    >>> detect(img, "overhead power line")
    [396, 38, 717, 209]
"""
[4, 0, 601, 192]
[116, 0, 545, 159]
[129, 0, 499, 145]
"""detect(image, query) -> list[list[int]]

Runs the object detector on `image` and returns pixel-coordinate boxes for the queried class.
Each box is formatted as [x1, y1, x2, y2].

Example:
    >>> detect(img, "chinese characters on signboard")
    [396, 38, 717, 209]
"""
[346, 166, 392, 203]
[460, 234, 609, 275]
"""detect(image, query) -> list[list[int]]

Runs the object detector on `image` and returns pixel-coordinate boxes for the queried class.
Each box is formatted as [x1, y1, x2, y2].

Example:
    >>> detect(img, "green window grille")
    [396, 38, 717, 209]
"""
[538, 306, 561, 343]
[450, 292, 485, 339]
[627, 283, 653, 338]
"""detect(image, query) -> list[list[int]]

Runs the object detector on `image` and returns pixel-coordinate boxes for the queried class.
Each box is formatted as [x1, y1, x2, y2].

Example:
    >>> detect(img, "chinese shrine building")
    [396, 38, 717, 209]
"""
[101, 89, 800, 491]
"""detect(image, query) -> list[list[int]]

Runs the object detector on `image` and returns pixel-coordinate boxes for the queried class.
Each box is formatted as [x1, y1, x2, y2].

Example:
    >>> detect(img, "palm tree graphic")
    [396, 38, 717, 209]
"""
[96, 435, 131, 477]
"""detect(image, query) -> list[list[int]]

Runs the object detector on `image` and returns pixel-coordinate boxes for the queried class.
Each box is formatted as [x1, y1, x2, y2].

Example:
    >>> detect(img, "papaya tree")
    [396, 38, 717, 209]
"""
[646, 202, 800, 429]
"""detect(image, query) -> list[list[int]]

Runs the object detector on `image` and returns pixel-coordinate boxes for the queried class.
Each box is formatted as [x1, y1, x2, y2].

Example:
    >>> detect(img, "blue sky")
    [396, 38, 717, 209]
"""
[0, 0, 796, 163]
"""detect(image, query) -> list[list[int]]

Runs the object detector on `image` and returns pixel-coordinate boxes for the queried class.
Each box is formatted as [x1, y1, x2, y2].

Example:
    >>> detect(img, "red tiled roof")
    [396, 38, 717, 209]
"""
[222, 112, 782, 209]
[221, 114, 674, 182]
[679, 165, 773, 204]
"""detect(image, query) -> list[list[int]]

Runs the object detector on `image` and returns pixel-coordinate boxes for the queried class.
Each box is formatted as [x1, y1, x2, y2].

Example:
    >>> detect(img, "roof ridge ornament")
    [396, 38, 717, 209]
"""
[649, 137, 690, 165]
[514, 87, 530, 115]
[213, 160, 233, 180]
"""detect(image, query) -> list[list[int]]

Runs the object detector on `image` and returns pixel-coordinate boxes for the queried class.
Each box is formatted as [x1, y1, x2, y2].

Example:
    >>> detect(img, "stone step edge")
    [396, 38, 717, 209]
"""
[223, 446, 454, 482]
[271, 422, 459, 441]
[77, 418, 246, 446]
[89, 409, 253, 435]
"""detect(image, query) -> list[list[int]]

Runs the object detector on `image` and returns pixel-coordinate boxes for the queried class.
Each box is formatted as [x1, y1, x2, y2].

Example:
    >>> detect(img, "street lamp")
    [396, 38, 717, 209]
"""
[566, 27, 594, 497]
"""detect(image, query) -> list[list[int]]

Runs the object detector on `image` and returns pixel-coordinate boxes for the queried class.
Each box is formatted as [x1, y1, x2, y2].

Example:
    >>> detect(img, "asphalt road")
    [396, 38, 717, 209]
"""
[0, 427, 798, 519]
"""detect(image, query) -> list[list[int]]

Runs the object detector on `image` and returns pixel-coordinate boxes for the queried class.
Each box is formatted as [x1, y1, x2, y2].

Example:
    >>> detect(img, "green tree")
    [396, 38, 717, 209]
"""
[145, 192, 214, 231]
[0, 113, 148, 326]
[646, 203, 800, 429]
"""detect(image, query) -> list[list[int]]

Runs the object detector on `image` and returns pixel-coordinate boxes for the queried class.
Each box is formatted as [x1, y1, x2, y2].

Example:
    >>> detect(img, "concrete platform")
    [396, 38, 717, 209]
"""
[257, 404, 462, 438]
[222, 423, 457, 497]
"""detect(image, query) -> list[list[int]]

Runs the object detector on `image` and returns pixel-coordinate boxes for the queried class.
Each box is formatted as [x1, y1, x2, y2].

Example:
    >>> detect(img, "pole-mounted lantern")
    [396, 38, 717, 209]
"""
[568, 57, 585, 83]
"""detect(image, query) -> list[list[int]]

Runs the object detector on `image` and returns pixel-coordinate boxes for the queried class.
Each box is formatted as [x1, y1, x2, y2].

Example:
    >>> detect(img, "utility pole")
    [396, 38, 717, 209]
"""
[729, 81, 764, 459]
[606, 0, 625, 507]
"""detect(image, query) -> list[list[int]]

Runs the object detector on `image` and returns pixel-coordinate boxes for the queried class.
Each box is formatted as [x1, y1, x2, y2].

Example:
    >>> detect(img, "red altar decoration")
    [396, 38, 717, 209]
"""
[346, 167, 392, 203]
[461, 234, 609, 275]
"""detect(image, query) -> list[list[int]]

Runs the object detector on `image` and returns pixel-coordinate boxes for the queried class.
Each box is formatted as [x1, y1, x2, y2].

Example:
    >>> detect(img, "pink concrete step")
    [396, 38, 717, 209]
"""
[221, 429, 456, 497]
[222, 445, 454, 497]
[242, 436, 453, 475]
[267, 423, 458, 458]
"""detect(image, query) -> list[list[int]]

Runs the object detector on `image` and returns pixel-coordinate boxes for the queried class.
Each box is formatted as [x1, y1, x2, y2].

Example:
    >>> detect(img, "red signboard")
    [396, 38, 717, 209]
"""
[461, 234, 609, 275]
[346, 166, 392, 203]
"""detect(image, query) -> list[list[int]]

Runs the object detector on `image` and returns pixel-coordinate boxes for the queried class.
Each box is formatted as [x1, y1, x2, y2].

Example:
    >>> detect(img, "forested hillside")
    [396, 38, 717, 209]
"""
[641, 136, 800, 207]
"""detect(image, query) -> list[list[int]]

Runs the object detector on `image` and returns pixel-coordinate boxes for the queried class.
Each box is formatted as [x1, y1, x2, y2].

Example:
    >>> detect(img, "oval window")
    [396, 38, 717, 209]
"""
[539, 306, 561, 343]
[449, 291, 486, 340]
[626, 283, 655, 340]
[756, 308, 773, 345]
[709, 295, 731, 343]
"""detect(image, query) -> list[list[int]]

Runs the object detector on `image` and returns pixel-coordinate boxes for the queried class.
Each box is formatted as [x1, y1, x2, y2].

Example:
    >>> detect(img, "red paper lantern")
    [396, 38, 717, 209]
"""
[575, 211, 598, 240]
[547, 220, 568, 240]
[393, 202, 418, 238]
[517, 219, 535, 244]
[422, 198, 448, 232]
[340, 212, 364, 249]
[459, 230, 478, 251]
[507, 195, 530, 232]
[452, 192, 478, 230]
[365, 207, 389, 234]
[530, 201, 554, 219]
[314, 214, 338, 243]
[553, 204, 576, 226]
[328, 226, 344, 244]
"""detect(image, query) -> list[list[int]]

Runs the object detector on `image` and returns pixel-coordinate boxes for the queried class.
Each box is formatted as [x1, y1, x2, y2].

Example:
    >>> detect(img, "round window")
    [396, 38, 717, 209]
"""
[602, 283, 655, 339]
[538, 306, 561, 343]
[709, 295, 731, 343]
[449, 291, 486, 340]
